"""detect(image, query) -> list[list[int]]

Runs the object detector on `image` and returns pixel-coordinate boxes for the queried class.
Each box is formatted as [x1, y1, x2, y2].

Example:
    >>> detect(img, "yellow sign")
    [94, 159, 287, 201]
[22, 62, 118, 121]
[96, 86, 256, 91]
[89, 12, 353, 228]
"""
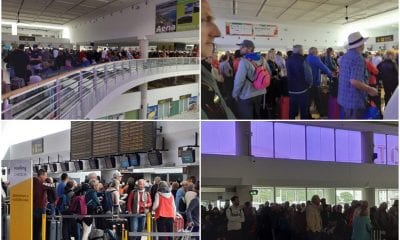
[9, 160, 32, 240]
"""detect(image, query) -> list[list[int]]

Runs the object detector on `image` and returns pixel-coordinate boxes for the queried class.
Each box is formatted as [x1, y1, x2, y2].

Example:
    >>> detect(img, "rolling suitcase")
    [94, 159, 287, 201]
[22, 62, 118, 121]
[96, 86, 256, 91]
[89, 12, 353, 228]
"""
[174, 214, 185, 232]
[328, 96, 340, 119]
[279, 96, 290, 119]
[47, 217, 62, 240]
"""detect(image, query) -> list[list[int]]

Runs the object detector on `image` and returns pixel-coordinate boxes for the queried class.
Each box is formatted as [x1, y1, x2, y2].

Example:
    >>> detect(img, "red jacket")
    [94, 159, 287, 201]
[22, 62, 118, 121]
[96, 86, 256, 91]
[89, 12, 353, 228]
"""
[127, 190, 152, 214]
[366, 60, 379, 85]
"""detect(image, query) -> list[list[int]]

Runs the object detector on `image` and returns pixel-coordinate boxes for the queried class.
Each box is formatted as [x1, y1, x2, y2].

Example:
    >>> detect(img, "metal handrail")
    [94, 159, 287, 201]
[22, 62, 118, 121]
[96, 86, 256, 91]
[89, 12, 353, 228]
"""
[2, 57, 199, 119]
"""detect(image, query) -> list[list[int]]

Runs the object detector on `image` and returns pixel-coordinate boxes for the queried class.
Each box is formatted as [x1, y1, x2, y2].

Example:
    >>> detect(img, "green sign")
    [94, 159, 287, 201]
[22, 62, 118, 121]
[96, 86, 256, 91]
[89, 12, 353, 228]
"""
[176, 0, 199, 32]
[249, 190, 259, 196]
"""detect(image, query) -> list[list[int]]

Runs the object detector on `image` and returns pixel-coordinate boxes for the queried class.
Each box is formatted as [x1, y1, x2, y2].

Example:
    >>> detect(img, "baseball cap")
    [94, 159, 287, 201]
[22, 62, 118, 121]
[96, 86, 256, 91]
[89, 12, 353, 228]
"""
[236, 40, 255, 49]
[113, 171, 122, 178]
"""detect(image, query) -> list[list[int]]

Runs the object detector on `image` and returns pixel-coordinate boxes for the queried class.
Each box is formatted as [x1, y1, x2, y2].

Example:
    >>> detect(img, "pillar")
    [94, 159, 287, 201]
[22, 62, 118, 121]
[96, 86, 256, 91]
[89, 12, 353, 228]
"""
[363, 188, 376, 207]
[11, 23, 17, 36]
[75, 44, 81, 51]
[361, 132, 374, 164]
[236, 185, 253, 205]
[139, 38, 149, 59]
[236, 122, 251, 156]
[139, 83, 148, 119]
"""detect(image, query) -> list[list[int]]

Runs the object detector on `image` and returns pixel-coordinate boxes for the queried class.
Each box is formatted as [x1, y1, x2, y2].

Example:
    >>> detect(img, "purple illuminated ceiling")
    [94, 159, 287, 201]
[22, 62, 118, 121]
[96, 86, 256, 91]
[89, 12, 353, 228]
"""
[201, 122, 236, 155]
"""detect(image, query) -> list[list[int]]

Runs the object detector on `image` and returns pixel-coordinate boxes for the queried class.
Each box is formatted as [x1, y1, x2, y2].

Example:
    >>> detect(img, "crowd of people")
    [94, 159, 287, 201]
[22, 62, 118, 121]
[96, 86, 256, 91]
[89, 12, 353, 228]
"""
[201, 0, 398, 120]
[32, 169, 199, 240]
[202, 195, 398, 240]
[2, 44, 198, 93]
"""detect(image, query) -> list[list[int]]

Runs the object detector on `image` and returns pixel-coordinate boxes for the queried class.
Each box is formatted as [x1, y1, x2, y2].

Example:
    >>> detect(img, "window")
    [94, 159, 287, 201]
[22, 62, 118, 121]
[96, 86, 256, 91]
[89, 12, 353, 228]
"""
[307, 188, 335, 204]
[374, 134, 387, 164]
[179, 96, 189, 113]
[252, 187, 274, 208]
[274, 124, 306, 160]
[388, 189, 399, 206]
[251, 122, 274, 157]
[201, 122, 236, 155]
[275, 187, 306, 204]
[375, 189, 388, 206]
[158, 101, 170, 119]
[386, 135, 398, 165]
[336, 189, 362, 204]
[306, 127, 335, 162]
[335, 130, 362, 163]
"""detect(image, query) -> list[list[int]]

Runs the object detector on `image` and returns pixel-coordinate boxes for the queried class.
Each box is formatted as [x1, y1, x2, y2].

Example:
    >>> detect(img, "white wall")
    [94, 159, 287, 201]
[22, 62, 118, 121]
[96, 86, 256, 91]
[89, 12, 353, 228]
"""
[92, 83, 199, 119]
[202, 155, 398, 189]
[5, 130, 70, 164]
[68, 0, 198, 44]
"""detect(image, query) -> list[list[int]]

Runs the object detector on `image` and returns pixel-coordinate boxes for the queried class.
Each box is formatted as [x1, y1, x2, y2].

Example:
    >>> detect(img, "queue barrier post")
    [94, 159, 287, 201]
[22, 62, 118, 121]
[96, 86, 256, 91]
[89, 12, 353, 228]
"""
[146, 212, 151, 240]
[42, 213, 46, 240]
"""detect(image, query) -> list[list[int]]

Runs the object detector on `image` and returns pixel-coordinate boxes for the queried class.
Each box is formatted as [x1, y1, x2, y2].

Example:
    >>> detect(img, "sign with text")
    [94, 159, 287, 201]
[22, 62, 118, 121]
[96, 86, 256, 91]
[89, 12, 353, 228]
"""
[19, 36, 35, 41]
[226, 22, 253, 36]
[253, 24, 279, 37]
[155, 0, 177, 33]
[176, 0, 199, 32]
[376, 35, 394, 43]
[10, 159, 32, 240]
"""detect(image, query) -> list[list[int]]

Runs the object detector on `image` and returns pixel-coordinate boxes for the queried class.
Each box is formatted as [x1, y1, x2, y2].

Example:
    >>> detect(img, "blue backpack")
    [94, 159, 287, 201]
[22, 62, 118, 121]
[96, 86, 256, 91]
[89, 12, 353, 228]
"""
[102, 190, 116, 213]
[55, 194, 69, 214]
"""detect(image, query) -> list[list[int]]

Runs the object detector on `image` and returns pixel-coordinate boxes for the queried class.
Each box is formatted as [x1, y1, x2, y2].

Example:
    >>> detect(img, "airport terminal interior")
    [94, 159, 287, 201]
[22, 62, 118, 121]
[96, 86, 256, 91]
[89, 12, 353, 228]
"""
[201, 0, 399, 120]
[1, 0, 200, 120]
[201, 121, 398, 239]
[1, 120, 199, 239]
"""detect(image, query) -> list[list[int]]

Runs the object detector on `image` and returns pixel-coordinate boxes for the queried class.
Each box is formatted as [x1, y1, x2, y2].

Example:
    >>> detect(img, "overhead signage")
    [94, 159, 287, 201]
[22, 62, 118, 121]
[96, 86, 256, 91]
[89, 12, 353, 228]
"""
[176, 0, 199, 32]
[376, 35, 394, 43]
[19, 36, 35, 41]
[155, 0, 177, 33]
[226, 22, 279, 37]
[249, 190, 259, 196]
[32, 138, 44, 155]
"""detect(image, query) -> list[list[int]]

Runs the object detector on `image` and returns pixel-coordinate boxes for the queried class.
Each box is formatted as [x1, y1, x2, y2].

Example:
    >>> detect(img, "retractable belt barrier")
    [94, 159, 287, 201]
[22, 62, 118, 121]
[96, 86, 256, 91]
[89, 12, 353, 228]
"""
[42, 212, 199, 240]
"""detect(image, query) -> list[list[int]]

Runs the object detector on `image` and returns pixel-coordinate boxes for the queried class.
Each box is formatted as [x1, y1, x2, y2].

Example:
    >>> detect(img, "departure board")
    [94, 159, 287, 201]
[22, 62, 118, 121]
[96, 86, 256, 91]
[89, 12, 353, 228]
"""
[71, 122, 93, 159]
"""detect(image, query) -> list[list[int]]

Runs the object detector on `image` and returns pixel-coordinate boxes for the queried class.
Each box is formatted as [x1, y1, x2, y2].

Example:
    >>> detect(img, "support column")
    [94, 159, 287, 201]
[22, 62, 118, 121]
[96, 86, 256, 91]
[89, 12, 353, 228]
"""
[75, 44, 81, 51]
[363, 188, 376, 206]
[361, 132, 374, 164]
[139, 37, 149, 59]
[11, 23, 17, 36]
[139, 83, 148, 119]
[236, 122, 251, 156]
[236, 185, 253, 205]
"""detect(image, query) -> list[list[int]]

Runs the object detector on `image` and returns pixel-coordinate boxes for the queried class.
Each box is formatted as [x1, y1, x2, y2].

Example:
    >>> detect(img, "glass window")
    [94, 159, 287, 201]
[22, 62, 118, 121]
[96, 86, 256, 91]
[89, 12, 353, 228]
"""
[336, 189, 355, 204]
[275, 187, 306, 204]
[335, 130, 362, 163]
[388, 189, 399, 206]
[307, 188, 335, 204]
[375, 189, 388, 206]
[374, 134, 387, 164]
[252, 187, 274, 208]
[251, 122, 274, 157]
[306, 127, 335, 162]
[201, 122, 236, 155]
[386, 135, 398, 165]
[275, 124, 306, 160]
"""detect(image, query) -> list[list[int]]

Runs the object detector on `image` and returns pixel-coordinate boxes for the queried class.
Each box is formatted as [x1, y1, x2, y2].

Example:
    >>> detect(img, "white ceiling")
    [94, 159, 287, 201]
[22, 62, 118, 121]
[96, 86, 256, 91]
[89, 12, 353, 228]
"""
[210, 0, 398, 24]
[2, 0, 146, 25]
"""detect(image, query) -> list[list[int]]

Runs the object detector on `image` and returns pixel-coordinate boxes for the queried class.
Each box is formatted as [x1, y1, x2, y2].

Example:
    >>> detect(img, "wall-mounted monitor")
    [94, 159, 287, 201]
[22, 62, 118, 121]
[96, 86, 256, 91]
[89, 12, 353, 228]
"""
[120, 155, 130, 169]
[105, 156, 116, 169]
[148, 151, 162, 166]
[74, 161, 83, 171]
[128, 153, 140, 167]
[89, 159, 99, 169]
[181, 149, 195, 164]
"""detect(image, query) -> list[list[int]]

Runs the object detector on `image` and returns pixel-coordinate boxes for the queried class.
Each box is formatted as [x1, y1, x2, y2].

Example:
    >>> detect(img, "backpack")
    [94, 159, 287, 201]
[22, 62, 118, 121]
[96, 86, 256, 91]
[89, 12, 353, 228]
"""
[69, 195, 87, 217]
[246, 59, 271, 90]
[102, 190, 116, 213]
[55, 194, 69, 213]
[178, 197, 187, 212]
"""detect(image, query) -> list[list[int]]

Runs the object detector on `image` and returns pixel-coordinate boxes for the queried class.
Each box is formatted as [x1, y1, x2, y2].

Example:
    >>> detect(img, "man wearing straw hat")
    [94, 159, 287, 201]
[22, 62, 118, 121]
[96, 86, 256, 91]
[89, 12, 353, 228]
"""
[337, 32, 378, 119]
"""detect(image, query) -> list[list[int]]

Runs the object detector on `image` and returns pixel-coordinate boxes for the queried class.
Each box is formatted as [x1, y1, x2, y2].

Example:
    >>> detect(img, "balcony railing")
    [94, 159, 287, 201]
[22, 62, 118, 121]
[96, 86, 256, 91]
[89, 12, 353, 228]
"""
[1, 57, 199, 119]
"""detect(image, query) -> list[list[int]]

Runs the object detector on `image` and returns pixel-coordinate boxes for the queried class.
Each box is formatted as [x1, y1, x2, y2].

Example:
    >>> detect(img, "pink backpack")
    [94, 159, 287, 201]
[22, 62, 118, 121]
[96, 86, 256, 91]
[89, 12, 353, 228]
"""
[69, 195, 87, 219]
[246, 59, 271, 90]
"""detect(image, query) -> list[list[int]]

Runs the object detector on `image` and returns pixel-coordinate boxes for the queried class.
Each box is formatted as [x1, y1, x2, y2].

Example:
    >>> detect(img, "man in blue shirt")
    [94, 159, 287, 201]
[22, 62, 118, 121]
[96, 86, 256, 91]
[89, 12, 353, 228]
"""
[286, 45, 313, 119]
[56, 173, 68, 197]
[338, 32, 378, 119]
[306, 47, 334, 118]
